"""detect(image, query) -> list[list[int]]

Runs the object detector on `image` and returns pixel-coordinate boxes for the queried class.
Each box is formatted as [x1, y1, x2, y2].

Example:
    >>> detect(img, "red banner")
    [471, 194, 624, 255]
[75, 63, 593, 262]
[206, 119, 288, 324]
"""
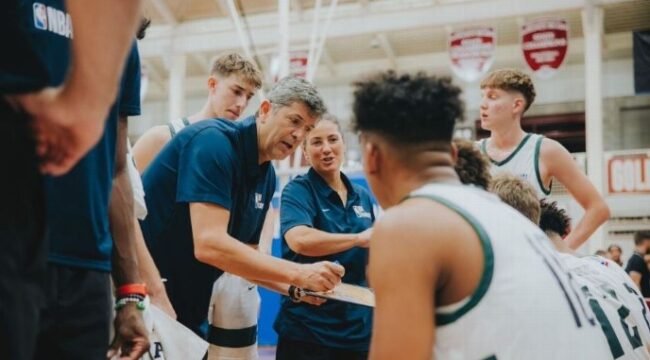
[289, 51, 309, 79]
[608, 152, 650, 194]
[521, 18, 569, 79]
[448, 27, 496, 82]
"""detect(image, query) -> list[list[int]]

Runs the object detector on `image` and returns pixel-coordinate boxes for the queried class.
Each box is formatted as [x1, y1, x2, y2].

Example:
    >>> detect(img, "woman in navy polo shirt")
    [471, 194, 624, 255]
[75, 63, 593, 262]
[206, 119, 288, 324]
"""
[274, 115, 374, 360]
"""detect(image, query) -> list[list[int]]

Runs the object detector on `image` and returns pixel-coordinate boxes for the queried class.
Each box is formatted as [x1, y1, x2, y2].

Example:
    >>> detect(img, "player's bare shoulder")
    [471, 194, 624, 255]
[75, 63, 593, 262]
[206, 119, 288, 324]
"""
[132, 125, 173, 171]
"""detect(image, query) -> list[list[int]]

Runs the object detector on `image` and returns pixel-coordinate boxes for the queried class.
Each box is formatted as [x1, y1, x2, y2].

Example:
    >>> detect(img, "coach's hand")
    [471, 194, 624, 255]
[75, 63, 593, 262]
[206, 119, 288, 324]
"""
[107, 303, 150, 360]
[296, 261, 344, 292]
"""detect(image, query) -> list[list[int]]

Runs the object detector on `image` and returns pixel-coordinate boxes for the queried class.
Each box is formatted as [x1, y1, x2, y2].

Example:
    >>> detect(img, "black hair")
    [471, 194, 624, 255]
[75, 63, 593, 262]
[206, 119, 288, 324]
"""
[539, 199, 571, 237]
[137, 18, 151, 40]
[352, 71, 464, 145]
[635, 231, 650, 245]
[453, 138, 491, 190]
[607, 244, 622, 252]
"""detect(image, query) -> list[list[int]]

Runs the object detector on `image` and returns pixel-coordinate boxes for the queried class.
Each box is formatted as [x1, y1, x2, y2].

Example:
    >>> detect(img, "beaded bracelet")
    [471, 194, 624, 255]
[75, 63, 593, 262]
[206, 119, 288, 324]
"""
[115, 295, 146, 311]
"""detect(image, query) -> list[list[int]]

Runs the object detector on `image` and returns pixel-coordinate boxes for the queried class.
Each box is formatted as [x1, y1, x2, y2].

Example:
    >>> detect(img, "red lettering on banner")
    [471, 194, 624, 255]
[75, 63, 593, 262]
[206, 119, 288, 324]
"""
[608, 154, 650, 194]
[521, 18, 569, 79]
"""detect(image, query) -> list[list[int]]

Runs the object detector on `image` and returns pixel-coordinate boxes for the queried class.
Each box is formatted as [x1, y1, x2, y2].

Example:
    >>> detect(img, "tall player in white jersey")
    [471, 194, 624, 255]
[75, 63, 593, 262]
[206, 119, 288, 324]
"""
[478, 68, 609, 250]
[490, 173, 650, 359]
[352, 71, 610, 360]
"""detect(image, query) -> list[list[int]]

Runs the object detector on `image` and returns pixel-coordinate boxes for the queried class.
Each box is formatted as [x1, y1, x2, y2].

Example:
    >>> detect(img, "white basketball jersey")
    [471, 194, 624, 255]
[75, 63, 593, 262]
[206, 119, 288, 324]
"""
[479, 133, 551, 198]
[561, 254, 650, 359]
[167, 117, 191, 137]
[407, 184, 610, 360]
[207, 273, 260, 360]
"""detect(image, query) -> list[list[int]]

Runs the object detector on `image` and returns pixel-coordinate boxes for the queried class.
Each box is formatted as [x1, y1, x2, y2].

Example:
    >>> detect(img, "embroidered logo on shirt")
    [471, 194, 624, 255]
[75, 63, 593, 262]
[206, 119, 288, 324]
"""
[33, 3, 73, 38]
[254, 193, 264, 209]
[353, 205, 371, 219]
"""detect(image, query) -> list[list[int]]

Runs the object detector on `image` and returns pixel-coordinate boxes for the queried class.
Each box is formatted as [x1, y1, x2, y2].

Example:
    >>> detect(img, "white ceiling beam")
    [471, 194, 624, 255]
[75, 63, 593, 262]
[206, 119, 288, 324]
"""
[139, 0, 634, 57]
[150, 0, 177, 25]
[143, 31, 630, 97]
[321, 47, 337, 76]
[376, 33, 397, 70]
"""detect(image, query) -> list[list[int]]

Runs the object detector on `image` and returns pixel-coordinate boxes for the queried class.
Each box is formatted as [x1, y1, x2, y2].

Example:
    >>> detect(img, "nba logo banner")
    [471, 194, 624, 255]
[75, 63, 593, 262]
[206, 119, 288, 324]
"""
[33, 3, 48, 30]
[448, 27, 496, 83]
[521, 18, 569, 79]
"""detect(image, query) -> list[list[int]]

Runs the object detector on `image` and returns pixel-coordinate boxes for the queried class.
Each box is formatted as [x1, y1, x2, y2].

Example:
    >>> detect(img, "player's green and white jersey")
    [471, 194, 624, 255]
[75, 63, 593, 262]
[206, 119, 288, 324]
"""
[407, 183, 610, 360]
[479, 133, 551, 198]
[560, 254, 650, 359]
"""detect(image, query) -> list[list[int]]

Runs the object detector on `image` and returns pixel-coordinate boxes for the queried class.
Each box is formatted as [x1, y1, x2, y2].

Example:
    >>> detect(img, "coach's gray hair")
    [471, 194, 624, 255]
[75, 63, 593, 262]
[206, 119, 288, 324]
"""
[267, 76, 327, 118]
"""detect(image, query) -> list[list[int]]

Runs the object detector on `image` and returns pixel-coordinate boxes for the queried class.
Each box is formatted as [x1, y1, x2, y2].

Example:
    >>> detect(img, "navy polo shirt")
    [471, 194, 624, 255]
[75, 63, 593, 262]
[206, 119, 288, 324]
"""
[45, 43, 141, 272]
[139, 116, 276, 335]
[1, 0, 71, 94]
[274, 168, 374, 351]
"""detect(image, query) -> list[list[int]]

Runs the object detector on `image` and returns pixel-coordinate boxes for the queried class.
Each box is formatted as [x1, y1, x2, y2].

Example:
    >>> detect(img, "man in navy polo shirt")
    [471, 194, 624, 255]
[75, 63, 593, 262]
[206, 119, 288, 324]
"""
[0, 1, 143, 358]
[139, 77, 345, 337]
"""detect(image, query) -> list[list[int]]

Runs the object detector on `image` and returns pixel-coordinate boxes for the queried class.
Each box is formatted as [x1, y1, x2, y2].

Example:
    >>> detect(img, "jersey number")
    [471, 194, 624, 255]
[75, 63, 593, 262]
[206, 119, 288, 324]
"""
[582, 285, 643, 359]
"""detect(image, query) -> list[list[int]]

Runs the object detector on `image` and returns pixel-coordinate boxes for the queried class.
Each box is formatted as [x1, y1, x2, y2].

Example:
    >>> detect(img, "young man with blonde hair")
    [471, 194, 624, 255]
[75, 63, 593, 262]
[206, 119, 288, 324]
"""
[489, 172, 541, 224]
[478, 68, 609, 250]
[133, 52, 263, 172]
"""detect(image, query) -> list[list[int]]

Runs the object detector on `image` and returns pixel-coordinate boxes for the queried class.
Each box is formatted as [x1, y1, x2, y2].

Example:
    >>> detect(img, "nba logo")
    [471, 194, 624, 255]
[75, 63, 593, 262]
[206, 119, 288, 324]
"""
[33, 3, 47, 30]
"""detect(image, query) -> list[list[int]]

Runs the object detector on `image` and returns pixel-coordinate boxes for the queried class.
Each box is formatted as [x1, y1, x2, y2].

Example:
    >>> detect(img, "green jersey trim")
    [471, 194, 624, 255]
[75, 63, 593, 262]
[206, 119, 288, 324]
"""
[534, 136, 552, 196]
[482, 133, 532, 167]
[405, 192, 495, 326]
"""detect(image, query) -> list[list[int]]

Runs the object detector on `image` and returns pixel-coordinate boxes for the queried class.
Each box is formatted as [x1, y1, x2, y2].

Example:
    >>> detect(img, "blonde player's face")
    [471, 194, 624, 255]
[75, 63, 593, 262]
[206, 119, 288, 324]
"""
[479, 87, 518, 131]
[304, 120, 344, 176]
[208, 74, 257, 120]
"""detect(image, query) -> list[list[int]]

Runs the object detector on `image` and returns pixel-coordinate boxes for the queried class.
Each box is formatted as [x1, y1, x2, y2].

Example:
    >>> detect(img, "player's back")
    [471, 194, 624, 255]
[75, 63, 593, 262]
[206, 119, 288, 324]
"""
[408, 183, 610, 360]
[561, 254, 650, 359]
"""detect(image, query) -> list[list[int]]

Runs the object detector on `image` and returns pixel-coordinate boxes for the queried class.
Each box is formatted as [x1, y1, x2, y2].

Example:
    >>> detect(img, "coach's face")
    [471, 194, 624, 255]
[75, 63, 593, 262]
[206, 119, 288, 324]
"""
[257, 100, 317, 162]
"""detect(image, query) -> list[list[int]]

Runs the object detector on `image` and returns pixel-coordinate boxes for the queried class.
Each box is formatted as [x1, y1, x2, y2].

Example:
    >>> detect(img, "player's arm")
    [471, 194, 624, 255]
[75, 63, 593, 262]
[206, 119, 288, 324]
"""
[15, 0, 144, 176]
[285, 226, 371, 256]
[541, 139, 610, 250]
[368, 205, 441, 360]
[108, 115, 149, 359]
[190, 202, 344, 292]
[132, 125, 172, 173]
[281, 183, 371, 257]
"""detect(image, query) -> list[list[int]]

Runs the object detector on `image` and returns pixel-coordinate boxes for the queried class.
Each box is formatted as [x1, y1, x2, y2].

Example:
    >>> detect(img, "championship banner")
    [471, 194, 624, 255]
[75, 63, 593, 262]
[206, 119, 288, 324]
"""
[521, 18, 569, 79]
[270, 51, 309, 82]
[289, 51, 309, 79]
[607, 151, 650, 194]
[448, 27, 496, 82]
